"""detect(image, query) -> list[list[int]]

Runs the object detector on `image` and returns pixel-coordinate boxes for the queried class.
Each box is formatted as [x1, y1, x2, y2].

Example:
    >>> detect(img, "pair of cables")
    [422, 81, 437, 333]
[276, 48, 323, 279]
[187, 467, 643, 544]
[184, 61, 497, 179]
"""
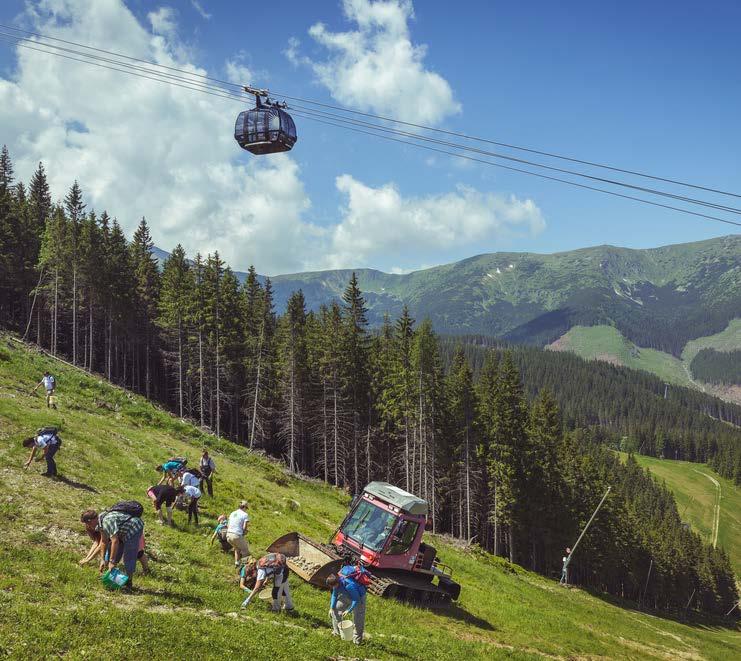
[0, 22, 738, 227]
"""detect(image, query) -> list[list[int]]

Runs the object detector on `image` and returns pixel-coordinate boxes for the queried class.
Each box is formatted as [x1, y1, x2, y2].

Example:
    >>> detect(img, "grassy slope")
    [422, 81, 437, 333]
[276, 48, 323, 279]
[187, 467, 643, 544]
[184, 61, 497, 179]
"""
[0, 337, 739, 660]
[682, 319, 741, 366]
[548, 325, 691, 386]
[617, 453, 741, 577]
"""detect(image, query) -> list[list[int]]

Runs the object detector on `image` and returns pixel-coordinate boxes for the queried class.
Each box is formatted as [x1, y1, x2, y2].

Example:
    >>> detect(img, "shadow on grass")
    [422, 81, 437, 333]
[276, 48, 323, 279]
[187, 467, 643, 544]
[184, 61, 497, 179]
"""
[134, 586, 206, 607]
[438, 604, 495, 631]
[55, 475, 98, 493]
[582, 585, 739, 631]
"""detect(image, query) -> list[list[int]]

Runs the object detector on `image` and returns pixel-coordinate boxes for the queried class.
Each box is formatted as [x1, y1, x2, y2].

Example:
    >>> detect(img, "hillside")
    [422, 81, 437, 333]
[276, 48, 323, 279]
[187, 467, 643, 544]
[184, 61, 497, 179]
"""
[548, 320, 741, 404]
[618, 454, 741, 577]
[1, 339, 739, 659]
[153, 235, 741, 357]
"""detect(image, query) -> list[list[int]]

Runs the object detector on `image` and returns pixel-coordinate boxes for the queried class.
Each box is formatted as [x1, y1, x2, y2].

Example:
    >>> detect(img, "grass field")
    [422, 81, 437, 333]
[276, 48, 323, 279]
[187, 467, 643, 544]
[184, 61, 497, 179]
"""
[548, 325, 692, 386]
[617, 453, 741, 578]
[682, 319, 741, 365]
[1, 335, 739, 660]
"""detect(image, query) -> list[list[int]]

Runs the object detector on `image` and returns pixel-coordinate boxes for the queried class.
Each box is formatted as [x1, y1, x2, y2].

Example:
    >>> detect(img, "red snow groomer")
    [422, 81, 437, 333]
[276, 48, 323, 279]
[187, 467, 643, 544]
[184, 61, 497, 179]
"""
[268, 482, 461, 606]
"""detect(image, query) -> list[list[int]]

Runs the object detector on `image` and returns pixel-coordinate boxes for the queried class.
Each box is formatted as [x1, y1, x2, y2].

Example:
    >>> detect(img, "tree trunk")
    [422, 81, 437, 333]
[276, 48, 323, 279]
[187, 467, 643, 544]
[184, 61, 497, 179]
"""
[88, 301, 93, 372]
[249, 324, 264, 448]
[199, 329, 205, 428]
[333, 379, 339, 486]
[177, 316, 183, 418]
[52, 267, 58, 356]
[72, 266, 77, 365]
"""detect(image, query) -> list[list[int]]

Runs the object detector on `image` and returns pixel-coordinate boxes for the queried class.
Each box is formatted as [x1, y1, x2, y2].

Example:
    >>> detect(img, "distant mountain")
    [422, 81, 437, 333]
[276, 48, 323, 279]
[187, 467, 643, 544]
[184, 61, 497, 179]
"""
[155, 235, 741, 357]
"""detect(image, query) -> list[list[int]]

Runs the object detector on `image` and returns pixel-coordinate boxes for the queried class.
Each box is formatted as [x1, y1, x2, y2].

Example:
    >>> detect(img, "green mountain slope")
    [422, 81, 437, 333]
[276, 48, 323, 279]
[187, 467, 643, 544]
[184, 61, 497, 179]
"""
[262, 235, 740, 355]
[1, 339, 739, 659]
[618, 454, 741, 577]
[548, 320, 741, 403]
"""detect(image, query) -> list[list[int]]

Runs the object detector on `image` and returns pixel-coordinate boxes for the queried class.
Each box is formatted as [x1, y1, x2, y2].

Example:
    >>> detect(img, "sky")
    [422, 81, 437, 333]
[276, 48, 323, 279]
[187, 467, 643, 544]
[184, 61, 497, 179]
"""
[0, 0, 738, 275]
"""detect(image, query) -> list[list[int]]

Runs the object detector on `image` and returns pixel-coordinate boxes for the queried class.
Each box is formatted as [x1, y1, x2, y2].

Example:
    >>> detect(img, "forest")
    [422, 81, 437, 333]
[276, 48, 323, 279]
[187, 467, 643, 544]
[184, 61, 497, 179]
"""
[691, 348, 741, 386]
[0, 146, 737, 614]
[439, 337, 741, 483]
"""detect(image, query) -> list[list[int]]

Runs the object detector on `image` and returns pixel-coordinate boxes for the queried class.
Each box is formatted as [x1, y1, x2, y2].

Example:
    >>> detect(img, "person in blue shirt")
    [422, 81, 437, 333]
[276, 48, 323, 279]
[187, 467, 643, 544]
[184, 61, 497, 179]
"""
[326, 565, 368, 645]
[155, 459, 185, 486]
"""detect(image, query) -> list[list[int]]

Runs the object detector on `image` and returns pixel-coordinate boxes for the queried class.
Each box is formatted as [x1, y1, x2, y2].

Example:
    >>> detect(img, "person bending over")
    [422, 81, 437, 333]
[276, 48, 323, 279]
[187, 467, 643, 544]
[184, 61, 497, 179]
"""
[240, 553, 294, 612]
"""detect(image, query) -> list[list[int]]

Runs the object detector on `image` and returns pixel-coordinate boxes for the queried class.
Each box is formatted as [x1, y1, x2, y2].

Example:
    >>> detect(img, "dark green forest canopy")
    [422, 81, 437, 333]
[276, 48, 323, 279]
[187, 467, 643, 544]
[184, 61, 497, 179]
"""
[0, 146, 738, 615]
[691, 348, 741, 386]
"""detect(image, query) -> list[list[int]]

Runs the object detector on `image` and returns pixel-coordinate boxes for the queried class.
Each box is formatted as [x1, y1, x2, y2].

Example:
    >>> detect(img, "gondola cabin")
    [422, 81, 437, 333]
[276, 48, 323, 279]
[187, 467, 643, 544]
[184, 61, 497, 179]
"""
[234, 96, 297, 155]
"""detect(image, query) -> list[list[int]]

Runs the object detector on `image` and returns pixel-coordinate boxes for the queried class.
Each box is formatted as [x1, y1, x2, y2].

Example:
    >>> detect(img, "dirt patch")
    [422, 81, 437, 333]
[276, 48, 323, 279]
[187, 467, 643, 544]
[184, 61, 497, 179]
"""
[594, 353, 623, 367]
[546, 336, 569, 351]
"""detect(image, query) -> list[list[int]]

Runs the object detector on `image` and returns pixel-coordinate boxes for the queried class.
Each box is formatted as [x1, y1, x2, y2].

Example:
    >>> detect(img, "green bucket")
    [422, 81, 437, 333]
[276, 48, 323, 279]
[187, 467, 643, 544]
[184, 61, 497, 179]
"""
[101, 568, 129, 590]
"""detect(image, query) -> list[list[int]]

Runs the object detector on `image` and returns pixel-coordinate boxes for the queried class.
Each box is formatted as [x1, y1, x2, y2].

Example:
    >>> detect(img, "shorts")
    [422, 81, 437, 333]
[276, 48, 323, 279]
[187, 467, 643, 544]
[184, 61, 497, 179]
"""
[226, 533, 249, 556]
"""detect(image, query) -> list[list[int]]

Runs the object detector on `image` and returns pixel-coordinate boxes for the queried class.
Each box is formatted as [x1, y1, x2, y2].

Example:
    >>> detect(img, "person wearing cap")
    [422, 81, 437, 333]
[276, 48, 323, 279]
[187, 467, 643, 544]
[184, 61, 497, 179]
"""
[199, 449, 216, 497]
[33, 371, 56, 408]
[226, 501, 250, 567]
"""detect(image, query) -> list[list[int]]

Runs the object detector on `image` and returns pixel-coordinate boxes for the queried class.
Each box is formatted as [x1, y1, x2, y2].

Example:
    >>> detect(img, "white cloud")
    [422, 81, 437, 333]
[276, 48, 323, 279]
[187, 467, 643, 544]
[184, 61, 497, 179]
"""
[1, 1, 543, 277]
[191, 1, 211, 20]
[0, 0, 317, 274]
[324, 175, 545, 270]
[291, 0, 460, 125]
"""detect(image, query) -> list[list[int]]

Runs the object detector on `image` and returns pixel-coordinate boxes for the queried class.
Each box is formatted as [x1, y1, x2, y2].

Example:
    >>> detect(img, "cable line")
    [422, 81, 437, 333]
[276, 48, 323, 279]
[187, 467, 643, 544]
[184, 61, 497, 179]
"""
[1, 21, 739, 200]
[1, 31, 739, 228]
[3, 30, 738, 217]
[289, 110, 741, 227]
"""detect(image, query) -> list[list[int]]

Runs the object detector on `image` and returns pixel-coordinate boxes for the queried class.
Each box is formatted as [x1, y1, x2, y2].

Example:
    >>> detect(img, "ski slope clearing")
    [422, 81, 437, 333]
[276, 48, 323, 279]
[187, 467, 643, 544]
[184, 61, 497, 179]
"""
[1, 337, 739, 660]
[619, 453, 741, 577]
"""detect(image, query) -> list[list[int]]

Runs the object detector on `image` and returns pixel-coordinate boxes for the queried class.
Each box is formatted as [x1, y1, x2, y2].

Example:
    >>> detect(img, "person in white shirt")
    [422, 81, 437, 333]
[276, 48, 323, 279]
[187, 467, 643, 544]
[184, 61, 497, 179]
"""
[180, 470, 200, 489]
[23, 429, 62, 477]
[226, 501, 251, 567]
[33, 371, 57, 408]
[182, 484, 201, 525]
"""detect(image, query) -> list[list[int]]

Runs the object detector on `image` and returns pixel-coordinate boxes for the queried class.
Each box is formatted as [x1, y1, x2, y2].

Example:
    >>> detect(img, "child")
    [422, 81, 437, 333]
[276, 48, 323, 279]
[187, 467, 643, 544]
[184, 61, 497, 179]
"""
[210, 515, 230, 551]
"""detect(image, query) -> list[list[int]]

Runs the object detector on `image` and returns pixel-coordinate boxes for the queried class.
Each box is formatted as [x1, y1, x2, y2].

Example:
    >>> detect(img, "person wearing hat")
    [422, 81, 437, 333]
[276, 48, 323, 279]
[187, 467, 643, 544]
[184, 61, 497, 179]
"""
[226, 501, 250, 567]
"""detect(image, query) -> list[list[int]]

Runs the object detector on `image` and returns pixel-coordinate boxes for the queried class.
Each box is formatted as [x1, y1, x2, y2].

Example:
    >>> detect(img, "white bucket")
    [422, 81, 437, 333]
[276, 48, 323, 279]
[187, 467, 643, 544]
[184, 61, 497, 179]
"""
[339, 619, 355, 642]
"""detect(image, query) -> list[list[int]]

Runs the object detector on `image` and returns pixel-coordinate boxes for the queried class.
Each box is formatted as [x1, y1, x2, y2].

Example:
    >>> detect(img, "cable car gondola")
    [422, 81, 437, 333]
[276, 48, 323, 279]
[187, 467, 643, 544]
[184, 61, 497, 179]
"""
[234, 87, 297, 155]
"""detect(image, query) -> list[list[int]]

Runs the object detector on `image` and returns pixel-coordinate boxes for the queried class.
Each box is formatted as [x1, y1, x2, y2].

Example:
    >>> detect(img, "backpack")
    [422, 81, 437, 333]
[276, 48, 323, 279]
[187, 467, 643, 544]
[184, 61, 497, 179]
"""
[343, 564, 372, 588]
[109, 500, 144, 518]
[169, 457, 187, 466]
[37, 427, 61, 446]
[258, 553, 286, 570]
[185, 467, 203, 479]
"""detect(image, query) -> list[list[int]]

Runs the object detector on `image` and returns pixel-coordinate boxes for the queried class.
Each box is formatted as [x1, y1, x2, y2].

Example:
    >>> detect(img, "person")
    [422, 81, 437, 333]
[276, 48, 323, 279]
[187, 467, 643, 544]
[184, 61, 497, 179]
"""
[240, 553, 294, 612]
[180, 469, 200, 489]
[183, 484, 201, 525]
[210, 514, 231, 552]
[79, 510, 107, 572]
[560, 547, 572, 585]
[137, 534, 150, 575]
[199, 449, 216, 497]
[155, 459, 185, 485]
[326, 565, 370, 645]
[22, 428, 62, 477]
[80, 508, 144, 591]
[226, 501, 250, 568]
[33, 371, 56, 408]
[145, 484, 178, 525]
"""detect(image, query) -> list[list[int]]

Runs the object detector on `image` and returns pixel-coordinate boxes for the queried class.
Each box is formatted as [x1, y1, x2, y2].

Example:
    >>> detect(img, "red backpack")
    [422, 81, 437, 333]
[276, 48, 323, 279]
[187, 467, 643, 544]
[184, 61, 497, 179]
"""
[343, 564, 372, 587]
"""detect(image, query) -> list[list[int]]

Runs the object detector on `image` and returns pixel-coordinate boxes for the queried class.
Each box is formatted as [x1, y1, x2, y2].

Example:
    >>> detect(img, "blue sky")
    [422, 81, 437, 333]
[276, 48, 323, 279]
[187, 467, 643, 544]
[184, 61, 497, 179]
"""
[0, 0, 738, 274]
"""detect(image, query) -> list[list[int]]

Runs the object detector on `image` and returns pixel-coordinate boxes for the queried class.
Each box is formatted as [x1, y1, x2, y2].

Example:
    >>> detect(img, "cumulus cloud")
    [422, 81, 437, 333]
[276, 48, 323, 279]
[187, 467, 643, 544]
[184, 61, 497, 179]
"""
[0, 0, 317, 274]
[289, 0, 460, 124]
[324, 175, 545, 271]
[2, 0, 543, 276]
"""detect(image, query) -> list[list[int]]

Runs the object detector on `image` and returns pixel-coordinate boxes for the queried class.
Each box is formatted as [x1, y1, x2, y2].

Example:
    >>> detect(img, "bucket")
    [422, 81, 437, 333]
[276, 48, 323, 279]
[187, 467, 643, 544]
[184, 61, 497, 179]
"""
[258, 589, 272, 601]
[101, 567, 129, 590]
[339, 619, 355, 642]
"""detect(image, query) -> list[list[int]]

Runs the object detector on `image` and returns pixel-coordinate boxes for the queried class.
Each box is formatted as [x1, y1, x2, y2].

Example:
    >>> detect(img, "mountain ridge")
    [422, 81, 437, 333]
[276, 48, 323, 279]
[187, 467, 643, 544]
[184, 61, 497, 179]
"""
[155, 234, 741, 357]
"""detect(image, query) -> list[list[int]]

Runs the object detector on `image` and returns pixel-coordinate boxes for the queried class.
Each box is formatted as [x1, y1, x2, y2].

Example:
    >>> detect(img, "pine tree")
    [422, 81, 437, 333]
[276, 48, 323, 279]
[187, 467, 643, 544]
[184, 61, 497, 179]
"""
[341, 273, 370, 493]
[64, 181, 86, 365]
[158, 245, 194, 418]
[276, 290, 309, 472]
[130, 217, 160, 398]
